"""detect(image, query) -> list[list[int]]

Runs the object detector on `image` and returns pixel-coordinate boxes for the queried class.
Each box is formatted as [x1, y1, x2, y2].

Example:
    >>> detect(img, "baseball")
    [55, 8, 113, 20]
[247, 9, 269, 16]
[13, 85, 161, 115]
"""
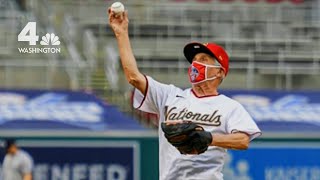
[111, 2, 125, 14]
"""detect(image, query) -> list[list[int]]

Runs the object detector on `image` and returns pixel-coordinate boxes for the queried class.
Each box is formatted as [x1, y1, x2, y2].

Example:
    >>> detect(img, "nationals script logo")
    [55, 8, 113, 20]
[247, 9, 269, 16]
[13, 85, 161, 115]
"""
[165, 107, 221, 126]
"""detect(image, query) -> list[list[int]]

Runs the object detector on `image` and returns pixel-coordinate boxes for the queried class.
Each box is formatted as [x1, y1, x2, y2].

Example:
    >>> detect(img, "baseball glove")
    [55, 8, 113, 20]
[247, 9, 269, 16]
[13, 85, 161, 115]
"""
[161, 121, 212, 155]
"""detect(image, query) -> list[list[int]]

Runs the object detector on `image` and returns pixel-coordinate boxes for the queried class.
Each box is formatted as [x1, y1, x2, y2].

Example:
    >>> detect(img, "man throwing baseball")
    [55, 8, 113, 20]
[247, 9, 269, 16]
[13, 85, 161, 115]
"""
[108, 6, 261, 180]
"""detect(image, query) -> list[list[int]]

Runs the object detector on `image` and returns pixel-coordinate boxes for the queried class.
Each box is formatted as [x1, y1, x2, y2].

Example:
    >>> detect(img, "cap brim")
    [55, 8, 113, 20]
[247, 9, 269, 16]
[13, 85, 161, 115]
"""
[183, 42, 216, 64]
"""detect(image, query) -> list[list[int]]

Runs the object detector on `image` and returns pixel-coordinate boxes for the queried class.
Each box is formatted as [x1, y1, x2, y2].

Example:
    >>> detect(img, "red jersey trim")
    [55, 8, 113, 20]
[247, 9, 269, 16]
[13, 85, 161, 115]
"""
[191, 89, 220, 98]
[137, 74, 149, 109]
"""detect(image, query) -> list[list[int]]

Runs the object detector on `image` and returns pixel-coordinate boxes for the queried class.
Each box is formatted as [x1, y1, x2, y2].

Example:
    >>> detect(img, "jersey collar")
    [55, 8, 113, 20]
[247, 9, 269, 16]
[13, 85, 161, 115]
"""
[191, 89, 220, 98]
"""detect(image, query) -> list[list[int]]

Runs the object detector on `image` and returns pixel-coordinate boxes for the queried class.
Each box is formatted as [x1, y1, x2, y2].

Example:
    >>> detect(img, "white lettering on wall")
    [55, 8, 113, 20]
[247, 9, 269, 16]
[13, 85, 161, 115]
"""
[107, 165, 127, 180]
[19, 164, 129, 180]
[265, 167, 320, 180]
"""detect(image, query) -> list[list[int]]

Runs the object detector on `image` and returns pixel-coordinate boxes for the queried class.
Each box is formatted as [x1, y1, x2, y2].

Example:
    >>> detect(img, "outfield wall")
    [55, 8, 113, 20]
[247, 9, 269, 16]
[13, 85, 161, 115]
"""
[1, 131, 320, 180]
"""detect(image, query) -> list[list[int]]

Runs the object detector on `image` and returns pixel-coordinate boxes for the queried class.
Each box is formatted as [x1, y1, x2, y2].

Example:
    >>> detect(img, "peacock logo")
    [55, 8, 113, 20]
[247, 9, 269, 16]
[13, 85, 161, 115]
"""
[40, 33, 61, 46]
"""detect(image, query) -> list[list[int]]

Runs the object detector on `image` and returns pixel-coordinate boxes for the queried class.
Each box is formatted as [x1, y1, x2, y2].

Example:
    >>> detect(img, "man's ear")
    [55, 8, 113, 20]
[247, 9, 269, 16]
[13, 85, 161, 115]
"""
[218, 69, 225, 79]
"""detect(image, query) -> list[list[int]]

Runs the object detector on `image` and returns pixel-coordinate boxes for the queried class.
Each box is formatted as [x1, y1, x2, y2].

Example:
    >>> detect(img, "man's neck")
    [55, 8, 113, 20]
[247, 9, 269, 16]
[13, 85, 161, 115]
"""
[192, 82, 219, 97]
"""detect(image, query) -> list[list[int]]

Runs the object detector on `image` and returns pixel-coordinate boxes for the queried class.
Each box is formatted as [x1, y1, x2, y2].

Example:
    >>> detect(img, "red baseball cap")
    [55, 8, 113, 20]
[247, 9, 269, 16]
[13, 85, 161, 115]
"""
[183, 42, 229, 76]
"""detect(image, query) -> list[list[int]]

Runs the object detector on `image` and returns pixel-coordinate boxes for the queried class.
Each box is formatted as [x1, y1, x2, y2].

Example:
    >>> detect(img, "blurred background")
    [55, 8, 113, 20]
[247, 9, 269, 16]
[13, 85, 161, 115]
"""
[0, 0, 319, 179]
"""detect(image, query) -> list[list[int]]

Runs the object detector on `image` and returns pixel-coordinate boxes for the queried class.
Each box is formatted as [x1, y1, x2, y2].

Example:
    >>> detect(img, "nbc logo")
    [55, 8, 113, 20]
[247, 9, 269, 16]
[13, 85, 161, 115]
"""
[17, 22, 61, 54]
[40, 33, 61, 46]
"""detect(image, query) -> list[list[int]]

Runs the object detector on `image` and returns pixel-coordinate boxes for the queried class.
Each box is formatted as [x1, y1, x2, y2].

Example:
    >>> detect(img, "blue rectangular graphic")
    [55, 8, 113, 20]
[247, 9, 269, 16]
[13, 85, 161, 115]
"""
[225, 143, 320, 180]
[0, 141, 140, 180]
[0, 90, 144, 130]
[221, 90, 320, 132]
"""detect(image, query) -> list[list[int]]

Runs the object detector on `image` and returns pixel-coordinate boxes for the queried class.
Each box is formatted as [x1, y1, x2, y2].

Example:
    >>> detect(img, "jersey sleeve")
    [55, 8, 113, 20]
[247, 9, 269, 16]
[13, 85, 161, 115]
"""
[226, 103, 262, 141]
[133, 75, 177, 114]
[21, 152, 33, 174]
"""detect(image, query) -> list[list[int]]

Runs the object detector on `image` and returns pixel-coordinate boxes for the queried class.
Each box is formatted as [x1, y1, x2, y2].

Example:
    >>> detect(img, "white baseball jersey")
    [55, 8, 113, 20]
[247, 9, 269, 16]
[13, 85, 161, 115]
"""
[133, 76, 261, 180]
[2, 150, 33, 180]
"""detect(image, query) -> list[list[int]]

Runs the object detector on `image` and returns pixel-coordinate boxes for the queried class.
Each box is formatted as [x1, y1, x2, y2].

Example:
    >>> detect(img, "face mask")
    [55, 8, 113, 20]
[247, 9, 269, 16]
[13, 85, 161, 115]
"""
[188, 61, 221, 84]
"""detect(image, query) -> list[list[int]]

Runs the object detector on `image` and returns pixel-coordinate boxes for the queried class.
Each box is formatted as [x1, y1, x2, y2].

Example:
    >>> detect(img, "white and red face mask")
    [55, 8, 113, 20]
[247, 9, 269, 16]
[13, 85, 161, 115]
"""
[188, 61, 221, 84]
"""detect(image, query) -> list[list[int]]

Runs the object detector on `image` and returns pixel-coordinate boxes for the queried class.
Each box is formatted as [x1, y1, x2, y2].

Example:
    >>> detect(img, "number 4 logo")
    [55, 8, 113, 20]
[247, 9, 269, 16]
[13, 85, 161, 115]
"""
[18, 22, 60, 46]
[18, 22, 39, 45]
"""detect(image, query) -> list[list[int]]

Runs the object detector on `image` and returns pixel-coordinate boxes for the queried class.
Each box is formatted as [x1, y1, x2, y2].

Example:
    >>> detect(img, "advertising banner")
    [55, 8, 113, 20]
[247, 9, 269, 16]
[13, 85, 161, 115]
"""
[221, 90, 320, 132]
[0, 90, 144, 130]
[224, 143, 320, 180]
[0, 140, 140, 180]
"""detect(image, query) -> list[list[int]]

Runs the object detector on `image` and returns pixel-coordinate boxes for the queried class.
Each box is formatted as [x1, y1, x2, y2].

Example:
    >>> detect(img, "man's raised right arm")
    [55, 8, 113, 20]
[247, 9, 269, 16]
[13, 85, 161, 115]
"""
[108, 8, 147, 94]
